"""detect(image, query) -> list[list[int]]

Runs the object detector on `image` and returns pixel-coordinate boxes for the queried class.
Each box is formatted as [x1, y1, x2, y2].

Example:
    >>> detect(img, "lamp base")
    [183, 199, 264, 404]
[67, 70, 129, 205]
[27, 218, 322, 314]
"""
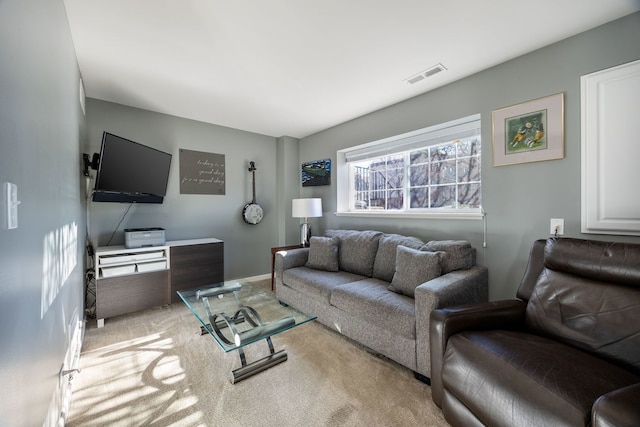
[300, 223, 312, 247]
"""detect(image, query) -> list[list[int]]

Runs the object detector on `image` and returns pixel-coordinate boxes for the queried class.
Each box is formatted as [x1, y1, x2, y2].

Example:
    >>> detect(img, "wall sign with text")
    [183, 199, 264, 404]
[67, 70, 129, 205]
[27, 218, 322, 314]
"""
[179, 149, 225, 195]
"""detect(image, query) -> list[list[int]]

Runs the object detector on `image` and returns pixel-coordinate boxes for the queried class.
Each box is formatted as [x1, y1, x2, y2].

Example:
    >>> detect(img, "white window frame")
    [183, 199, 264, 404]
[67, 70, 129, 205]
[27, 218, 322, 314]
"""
[336, 114, 483, 220]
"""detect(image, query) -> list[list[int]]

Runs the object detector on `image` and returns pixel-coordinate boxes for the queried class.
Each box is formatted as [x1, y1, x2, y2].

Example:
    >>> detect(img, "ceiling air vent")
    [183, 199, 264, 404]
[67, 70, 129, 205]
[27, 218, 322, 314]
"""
[404, 63, 447, 85]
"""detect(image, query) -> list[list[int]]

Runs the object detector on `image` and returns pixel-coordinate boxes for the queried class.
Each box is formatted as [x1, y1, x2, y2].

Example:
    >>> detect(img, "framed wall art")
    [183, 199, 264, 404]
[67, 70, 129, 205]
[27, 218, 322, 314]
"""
[301, 159, 331, 187]
[492, 93, 564, 167]
[179, 148, 226, 194]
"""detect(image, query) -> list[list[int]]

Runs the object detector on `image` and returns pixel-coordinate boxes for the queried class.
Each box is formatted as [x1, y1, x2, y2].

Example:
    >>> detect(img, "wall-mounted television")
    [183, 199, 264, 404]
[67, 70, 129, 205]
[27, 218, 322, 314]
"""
[92, 132, 172, 203]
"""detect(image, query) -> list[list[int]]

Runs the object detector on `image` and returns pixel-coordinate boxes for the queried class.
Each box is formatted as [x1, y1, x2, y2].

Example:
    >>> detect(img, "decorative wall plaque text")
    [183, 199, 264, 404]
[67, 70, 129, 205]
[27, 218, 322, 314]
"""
[179, 149, 225, 195]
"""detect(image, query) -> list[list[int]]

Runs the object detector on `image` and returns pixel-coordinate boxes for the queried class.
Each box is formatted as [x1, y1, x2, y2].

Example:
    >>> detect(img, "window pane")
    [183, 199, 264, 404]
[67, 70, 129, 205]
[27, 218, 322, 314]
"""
[431, 185, 456, 208]
[369, 190, 386, 209]
[354, 166, 369, 191]
[410, 187, 429, 208]
[387, 168, 404, 189]
[410, 149, 429, 165]
[410, 164, 429, 186]
[370, 169, 386, 191]
[370, 159, 386, 171]
[457, 156, 481, 183]
[430, 144, 455, 162]
[388, 189, 404, 209]
[457, 138, 481, 156]
[431, 160, 456, 185]
[457, 183, 482, 208]
[353, 192, 368, 210]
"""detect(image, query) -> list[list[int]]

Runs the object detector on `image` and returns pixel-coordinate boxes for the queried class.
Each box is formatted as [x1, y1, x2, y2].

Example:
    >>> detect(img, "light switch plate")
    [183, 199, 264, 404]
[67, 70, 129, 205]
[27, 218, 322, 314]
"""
[5, 182, 19, 229]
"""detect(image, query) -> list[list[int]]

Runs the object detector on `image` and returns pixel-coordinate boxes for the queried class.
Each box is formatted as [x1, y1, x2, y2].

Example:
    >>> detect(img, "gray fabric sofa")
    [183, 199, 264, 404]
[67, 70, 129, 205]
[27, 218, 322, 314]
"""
[274, 229, 489, 380]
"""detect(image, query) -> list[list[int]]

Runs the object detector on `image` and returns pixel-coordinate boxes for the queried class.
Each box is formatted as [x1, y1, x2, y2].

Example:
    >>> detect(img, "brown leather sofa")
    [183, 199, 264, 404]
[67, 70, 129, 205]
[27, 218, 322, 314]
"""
[430, 237, 640, 427]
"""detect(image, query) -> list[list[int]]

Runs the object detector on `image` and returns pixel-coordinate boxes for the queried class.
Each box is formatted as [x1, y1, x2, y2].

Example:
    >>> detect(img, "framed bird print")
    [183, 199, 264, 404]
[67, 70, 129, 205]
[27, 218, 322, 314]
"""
[492, 93, 564, 166]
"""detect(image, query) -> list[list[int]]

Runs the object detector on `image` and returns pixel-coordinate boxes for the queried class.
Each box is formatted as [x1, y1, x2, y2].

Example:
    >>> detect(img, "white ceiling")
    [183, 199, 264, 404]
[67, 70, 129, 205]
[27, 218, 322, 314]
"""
[63, 0, 639, 138]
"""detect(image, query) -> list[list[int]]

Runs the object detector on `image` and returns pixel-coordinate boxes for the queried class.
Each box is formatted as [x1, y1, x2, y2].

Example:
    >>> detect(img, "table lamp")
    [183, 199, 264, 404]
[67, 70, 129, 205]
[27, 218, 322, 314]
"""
[292, 198, 323, 247]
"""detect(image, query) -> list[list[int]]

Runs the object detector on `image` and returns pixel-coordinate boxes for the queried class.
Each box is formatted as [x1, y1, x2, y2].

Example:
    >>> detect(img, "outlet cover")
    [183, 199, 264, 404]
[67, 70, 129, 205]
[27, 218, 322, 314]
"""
[550, 218, 564, 235]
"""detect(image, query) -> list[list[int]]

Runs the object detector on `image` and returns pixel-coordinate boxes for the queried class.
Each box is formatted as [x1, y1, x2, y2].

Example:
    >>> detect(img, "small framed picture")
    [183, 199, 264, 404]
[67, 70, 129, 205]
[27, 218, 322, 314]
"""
[301, 159, 331, 187]
[492, 93, 564, 166]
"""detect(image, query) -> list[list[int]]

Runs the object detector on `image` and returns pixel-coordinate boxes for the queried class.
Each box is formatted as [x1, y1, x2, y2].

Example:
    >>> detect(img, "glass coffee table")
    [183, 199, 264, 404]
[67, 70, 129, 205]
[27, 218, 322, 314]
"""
[177, 280, 316, 383]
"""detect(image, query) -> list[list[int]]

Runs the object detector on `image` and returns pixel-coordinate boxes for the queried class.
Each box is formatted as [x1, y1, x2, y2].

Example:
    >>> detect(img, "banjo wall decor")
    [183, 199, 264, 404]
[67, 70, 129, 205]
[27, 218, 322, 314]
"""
[179, 148, 226, 194]
[242, 161, 264, 224]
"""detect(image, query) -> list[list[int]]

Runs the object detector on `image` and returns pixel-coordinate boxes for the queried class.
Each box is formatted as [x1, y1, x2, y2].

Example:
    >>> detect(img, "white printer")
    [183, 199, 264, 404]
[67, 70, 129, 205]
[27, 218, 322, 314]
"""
[124, 227, 166, 248]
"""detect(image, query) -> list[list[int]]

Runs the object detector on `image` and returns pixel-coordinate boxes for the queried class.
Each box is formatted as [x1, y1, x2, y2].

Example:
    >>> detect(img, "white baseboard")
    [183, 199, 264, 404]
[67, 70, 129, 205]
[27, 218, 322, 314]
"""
[234, 273, 270, 282]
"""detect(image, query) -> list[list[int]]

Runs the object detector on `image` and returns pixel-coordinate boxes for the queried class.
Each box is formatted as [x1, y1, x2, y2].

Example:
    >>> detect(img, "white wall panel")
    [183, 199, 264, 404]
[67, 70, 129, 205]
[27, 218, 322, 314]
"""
[581, 59, 640, 235]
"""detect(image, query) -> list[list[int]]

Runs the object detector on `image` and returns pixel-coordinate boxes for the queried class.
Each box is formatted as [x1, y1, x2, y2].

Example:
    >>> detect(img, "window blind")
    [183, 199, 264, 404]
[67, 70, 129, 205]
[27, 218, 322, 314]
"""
[344, 114, 480, 163]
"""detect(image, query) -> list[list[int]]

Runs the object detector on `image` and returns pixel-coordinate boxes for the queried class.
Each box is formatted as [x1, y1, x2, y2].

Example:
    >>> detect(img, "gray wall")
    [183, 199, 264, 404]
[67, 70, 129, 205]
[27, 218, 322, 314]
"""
[298, 12, 640, 300]
[85, 99, 282, 279]
[0, 0, 86, 425]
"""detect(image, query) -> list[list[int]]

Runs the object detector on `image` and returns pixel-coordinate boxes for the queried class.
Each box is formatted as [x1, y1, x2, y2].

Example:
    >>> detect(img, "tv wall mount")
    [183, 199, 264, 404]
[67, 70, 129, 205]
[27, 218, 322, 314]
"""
[83, 153, 100, 177]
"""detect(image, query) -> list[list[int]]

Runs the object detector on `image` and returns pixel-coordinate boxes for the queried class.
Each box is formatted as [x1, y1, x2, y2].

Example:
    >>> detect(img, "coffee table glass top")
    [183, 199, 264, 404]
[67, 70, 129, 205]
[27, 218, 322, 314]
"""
[177, 280, 316, 352]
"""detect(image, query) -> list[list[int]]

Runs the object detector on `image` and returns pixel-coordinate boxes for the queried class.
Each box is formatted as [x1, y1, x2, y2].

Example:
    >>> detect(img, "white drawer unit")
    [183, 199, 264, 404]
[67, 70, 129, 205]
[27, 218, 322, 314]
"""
[96, 246, 169, 279]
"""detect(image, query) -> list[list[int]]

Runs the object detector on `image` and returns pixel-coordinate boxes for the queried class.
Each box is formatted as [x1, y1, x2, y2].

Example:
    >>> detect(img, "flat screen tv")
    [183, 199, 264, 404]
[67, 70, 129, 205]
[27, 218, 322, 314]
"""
[92, 132, 172, 203]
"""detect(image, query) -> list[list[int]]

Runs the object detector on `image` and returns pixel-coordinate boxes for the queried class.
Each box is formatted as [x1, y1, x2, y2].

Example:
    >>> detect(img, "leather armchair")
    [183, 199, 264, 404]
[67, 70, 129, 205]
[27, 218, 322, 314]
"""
[430, 238, 640, 427]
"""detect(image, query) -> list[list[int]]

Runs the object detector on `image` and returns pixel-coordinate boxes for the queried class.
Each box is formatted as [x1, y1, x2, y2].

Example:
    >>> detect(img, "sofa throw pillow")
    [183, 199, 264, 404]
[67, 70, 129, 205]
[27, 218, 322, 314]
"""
[372, 233, 424, 282]
[324, 229, 383, 277]
[305, 236, 340, 272]
[422, 240, 473, 273]
[389, 246, 443, 298]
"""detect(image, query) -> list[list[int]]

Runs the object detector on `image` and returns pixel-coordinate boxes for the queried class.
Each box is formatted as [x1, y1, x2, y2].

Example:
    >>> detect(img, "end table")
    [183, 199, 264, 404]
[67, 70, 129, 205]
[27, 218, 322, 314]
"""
[271, 244, 303, 290]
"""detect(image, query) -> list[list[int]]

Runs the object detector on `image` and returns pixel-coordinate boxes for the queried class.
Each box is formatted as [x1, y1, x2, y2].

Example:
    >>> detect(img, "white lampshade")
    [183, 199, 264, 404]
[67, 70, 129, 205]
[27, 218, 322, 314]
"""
[292, 198, 323, 218]
[292, 198, 322, 247]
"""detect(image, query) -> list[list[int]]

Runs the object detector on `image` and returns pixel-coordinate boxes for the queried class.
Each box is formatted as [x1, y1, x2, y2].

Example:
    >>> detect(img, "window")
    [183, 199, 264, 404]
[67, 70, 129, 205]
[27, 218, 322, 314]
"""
[337, 114, 482, 219]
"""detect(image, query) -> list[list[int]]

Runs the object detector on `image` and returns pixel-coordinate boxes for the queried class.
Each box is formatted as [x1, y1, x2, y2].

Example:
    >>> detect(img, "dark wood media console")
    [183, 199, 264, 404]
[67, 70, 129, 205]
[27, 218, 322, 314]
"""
[95, 238, 224, 327]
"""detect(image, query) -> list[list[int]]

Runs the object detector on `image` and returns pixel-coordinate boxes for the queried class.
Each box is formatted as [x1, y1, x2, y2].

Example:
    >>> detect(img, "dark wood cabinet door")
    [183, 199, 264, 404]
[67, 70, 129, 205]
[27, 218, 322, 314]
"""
[96, 270, 170, 320]
[170, 242, 224, 303]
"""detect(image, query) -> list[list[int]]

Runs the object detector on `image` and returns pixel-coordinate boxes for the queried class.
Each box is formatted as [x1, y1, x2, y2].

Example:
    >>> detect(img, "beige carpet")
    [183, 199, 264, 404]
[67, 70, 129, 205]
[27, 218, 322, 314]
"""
[67, 280, 448, 427]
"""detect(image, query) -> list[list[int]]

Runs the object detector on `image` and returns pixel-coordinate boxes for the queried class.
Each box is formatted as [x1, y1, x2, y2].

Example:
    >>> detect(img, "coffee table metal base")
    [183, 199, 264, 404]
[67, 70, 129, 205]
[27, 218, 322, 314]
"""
[199, 322, 288, 383]
[231, 340, 288, 384]
[199, 308, 293, 383]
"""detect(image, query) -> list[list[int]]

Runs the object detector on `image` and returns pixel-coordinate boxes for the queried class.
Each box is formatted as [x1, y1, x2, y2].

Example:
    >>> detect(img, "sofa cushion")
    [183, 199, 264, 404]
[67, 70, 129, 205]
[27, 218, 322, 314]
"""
[329, 278, 416, 339]
[442, 330, 640, 427]
[282, 266, 365, 303]
[305, 236, 339, 272]
[422, 240, 473, 273]
[389, 246, 443, 297]
[325, 229, 383, 277]
[372, 233, 424, 282]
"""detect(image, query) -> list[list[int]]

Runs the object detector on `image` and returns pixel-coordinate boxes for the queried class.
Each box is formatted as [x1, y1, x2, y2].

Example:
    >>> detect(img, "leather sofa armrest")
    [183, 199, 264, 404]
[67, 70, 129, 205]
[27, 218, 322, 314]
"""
[429, 299, 527, 408]
[592, 383, 640, 427]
